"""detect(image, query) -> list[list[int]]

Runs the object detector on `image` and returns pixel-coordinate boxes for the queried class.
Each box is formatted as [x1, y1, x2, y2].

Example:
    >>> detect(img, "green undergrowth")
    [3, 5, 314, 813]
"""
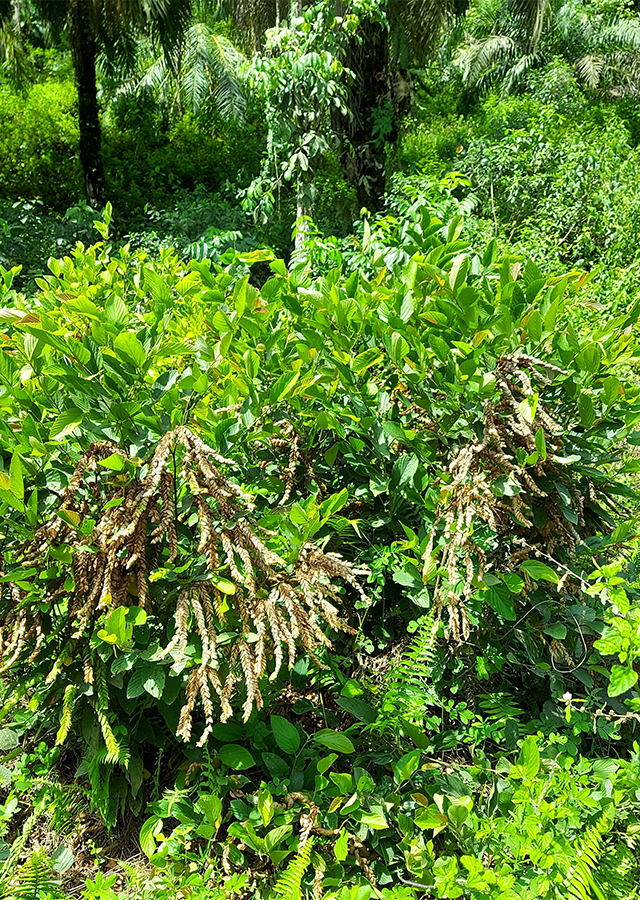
[0, 202, 639, 897]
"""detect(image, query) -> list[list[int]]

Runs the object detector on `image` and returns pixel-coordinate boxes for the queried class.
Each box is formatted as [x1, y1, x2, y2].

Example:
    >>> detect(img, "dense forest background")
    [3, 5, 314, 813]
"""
[2, 1, 640, 898]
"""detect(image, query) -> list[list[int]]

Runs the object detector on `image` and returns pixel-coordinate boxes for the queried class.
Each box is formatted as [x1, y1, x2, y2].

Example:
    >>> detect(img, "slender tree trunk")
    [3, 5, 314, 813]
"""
[342, 19, 389, 213]
[69, 0, 106, 208]
[292, 0, 313, 252]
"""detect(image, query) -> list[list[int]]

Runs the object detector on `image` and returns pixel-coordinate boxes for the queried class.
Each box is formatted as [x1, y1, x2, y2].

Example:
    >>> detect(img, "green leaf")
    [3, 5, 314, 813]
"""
[543, 623, 567, 640]
[0, 729, 18, 751]
[218, 744, 256, 770]
[501, 573, 524, 594]
[50, 409, 83, 440]
[392, 454, 419, 490]
[262, 752, 290, 780]
[520, 560, 559, 584]
[518, 735, 540, 779]
[334, 828, 348, 861]
[127, 664, 165, 700]
[352, 348, 383, 375]
[271, 715, 301, 755]
[486, 585, 516, 621]
[140, 816, 162, 858]
[393, 749, 421, 785]
[258, 788, 274, 826]
[9, 453, 23, 500]
[210, 575, 237, 595]
[335, 697, 377, 723]
[196, 793, 222, 826]
[608, 665, 638, 697]
[114, 332, 146, 369]
[312, 729, 354, 754]
[270, 371, 300, 403]
[98, 452, 125, 472]
[317, 753, 338, 775]
[51, 845, 74, 875]
[359, 809, 388, 830]
[578, 392, 595, 428]
[264, 824, 292, 852]
[414, 805, 448, 831]
[244, 348, 260, 380]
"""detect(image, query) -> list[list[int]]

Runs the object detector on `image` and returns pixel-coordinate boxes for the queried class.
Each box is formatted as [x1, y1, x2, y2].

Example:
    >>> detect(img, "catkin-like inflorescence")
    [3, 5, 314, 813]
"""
[422, 354, 594, 641]
[2, 427, 368, 745]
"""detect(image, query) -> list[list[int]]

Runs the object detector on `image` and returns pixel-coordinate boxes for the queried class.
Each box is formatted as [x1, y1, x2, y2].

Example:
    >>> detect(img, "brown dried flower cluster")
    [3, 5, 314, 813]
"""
[423, 353, 592, 640]
[263, 420, 326, 503]
[0, 427, 367, 743]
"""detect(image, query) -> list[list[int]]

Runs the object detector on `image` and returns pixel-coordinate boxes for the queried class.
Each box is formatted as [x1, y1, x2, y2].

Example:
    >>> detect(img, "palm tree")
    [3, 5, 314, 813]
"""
[215, 0, 468, 210]
[458, 0, 640, 97]
[561, 2, 640, 97]
[135, 18, 246, 123]
[343, 0, 470, 210]
[0, 0, 193, 206]
[457, 0, 553, 94]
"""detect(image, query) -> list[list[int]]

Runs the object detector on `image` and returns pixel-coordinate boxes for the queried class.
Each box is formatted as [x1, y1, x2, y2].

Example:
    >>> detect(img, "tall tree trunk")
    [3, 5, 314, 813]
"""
[69, 0, 106, 208]
[342, 20, 389, 214]
[292, 0, 313, 252]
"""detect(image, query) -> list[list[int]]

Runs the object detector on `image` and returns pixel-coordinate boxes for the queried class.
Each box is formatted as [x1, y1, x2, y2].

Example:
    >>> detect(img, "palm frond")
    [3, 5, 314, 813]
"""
[576, 52, 605, 90]
[180, 23, 246, 119]
[388, 0, 470, 66]
[463, 32, 517, 86]
[509, 0, 550, 53]
[502, 50, 538, 93]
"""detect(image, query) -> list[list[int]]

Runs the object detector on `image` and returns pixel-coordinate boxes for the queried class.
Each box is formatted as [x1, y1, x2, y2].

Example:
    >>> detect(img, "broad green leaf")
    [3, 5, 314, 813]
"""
[218, 744, 256, 770]
[415, 806, 448, 831]
[264, 824, 292, 852]
[270, 371, 300, 403]
[127, 664, 165, 700]
[139, 816, 162, 858]
[359, 809, 388, 830]
[114, 332, 146, 369]
[258, 788, 274, 826]
[98, 453, 125, 471]
[51, 845, 74, 875]
[0, 729, 18, 751]
[9, 453, 23, 500]
[543, 623, 567, 640]
[334, 828, 348, 861]
[393, 749, 421, 785]
[486, 585, 516, 621]
[50, 409, 83, 440]
[316, 753, 338, 775]
[262, 752, 290, 780]
[313, 729, 354, 754]
[520, 560, 559, 584]
[352, 348, 383, 374]
[196, 793, 222, 826]
[270, 715, 301, 755]
[518, 735, 540, 779]
[244, 348, 260, 380]
[608, 665, 638, 697]
[210, 575, 237, 595]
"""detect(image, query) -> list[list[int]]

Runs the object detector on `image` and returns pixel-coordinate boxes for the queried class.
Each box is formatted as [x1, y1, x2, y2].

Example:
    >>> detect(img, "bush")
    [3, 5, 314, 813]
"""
[0, 80, 82, 207]
[1, 206, 640, 894]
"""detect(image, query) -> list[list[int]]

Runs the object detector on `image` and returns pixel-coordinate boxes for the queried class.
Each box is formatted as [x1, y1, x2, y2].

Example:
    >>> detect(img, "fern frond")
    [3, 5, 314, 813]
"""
[95, 661, 129, 766]
[565, 811, 614, 900]
[0, 809, 39, 893]
[5, 848, 62, 900]
[55, 683, 76, 747]
[383, 612, 440, 721]
[274, 836, 314, 900]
